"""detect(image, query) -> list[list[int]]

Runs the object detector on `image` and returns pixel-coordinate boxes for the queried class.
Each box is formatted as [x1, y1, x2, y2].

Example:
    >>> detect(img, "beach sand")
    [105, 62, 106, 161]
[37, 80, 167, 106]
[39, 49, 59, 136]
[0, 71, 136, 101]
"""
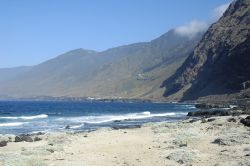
[0, 116, 250, 166]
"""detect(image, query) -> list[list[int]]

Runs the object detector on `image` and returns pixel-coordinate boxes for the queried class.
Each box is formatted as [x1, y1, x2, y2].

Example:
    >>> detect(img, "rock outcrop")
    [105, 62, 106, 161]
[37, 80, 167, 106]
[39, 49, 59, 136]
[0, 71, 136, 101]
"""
[162, 0, 250, 101]
[240, 116, 250, 127]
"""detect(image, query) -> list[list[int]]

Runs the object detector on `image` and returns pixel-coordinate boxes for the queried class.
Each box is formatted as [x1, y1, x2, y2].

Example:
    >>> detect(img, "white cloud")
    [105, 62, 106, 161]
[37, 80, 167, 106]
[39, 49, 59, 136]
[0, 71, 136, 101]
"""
[173, 2, 231, 38]
[212, 3, 230, 20]
[174, 20, 209, 38]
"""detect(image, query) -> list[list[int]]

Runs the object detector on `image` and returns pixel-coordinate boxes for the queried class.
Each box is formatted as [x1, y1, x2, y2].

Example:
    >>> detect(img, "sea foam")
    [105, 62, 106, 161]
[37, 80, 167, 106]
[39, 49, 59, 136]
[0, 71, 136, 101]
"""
[0, 122, 25, 127]
[0, 114, 48, 120]
[56, 111, 187, 124]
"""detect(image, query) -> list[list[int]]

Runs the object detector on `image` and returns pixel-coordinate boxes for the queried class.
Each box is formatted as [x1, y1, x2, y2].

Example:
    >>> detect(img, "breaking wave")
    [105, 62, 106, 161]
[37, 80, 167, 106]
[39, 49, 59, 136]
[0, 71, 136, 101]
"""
[0, 122, 25, 127]
[56, 111, 187, 124]
[0, 114, 48, 120]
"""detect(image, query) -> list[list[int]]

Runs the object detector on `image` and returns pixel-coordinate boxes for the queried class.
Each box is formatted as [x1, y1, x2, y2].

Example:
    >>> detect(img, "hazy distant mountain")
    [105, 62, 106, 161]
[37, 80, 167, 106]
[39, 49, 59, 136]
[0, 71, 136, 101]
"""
[0, 28, 204, 99]
[161, 0, 250, 101]
[0, 66, 31, 83]
[83, 30, 204, 99]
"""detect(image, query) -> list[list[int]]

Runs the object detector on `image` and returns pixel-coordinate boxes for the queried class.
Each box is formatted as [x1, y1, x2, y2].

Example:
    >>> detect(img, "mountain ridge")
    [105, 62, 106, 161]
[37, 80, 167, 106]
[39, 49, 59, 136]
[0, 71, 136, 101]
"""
[0, 27, 205, 99]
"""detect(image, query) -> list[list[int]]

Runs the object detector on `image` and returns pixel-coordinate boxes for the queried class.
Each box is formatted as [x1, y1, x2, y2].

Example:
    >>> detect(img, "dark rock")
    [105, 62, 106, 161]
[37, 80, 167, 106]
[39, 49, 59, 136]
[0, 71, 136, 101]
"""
[14, 136, 23, 142]
[189, 119, 198, 123]
[240, 116, 250, 127]
[188, 109, 233, 117]
[227, 117, 237, 122]
[46, 149, 54, 153]
[177, 160, 184, 164]
[65, 125, 70, 129]
[207, 118, 216, 122]
[212, 138, 226, 145]
[34, 137, 42, 142]
[21, 136, 33, 142]
[179, 143, 187, 147]
[195, 103, 230, 109]
[15, 135, 33, 142]
[0, 140, 7, 147]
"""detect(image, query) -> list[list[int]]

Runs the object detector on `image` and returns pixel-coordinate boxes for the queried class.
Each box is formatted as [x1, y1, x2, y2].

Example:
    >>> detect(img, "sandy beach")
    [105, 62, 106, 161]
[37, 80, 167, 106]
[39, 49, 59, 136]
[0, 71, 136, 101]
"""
[0, 115, 249, 166]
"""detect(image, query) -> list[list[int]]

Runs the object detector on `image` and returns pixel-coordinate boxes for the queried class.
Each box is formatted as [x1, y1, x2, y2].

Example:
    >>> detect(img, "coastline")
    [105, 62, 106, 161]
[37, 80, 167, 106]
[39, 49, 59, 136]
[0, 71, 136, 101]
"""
[1, 114, 250, 166]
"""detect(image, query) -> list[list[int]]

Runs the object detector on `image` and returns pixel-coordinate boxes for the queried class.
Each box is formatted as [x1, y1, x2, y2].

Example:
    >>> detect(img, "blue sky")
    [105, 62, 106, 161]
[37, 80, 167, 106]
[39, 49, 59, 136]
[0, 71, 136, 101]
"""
[0, 0, 231, 68]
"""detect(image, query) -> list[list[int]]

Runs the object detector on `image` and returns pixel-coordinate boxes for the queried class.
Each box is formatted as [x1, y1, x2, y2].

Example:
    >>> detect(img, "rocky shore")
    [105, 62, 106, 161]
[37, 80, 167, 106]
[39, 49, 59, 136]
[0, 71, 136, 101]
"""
[0, 104, 250, 166]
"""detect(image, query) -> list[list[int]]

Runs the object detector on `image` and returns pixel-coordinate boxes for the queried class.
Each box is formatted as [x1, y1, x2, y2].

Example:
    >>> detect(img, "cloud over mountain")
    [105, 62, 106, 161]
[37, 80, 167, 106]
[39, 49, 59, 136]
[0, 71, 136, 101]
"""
[174, 20, 209, 38]
[212, 2, 231, 20]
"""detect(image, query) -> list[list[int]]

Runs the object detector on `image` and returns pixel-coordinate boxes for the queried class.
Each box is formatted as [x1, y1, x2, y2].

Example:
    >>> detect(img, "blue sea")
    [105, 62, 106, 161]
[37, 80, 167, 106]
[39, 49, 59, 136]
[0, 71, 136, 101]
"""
[0, 101, 196, 135]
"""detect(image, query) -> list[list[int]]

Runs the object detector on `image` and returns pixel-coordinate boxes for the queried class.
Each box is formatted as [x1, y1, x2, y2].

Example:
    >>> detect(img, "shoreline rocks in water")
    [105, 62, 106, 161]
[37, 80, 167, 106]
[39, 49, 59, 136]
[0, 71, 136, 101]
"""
[189, 103, 250, 117]
[195, 103, 231, 109]
[187, 109, 234, 117]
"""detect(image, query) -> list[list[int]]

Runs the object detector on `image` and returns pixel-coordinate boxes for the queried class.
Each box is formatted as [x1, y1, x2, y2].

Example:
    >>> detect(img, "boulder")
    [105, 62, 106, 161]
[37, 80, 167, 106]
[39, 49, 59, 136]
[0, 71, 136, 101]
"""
[14, 136, 23, 142]
[227, 117, 237, 122]
[0, 140, 7, 147]
[207, 118, 216, 122]
[34, 137, 42, 142]
[240, 116, 250, 127]
[22, 136, 33, 142]
[15, 135, 33, 142]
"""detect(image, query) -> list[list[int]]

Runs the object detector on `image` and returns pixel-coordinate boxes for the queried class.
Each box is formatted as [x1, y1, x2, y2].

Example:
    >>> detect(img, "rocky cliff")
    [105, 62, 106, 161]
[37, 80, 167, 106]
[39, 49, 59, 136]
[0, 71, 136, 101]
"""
[162, 0, 250, 101]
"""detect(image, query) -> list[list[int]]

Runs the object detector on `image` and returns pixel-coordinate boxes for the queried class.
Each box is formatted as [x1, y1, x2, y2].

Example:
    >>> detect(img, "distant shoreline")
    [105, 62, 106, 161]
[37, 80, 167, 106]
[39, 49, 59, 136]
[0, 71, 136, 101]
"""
[0, 96, 170, 104]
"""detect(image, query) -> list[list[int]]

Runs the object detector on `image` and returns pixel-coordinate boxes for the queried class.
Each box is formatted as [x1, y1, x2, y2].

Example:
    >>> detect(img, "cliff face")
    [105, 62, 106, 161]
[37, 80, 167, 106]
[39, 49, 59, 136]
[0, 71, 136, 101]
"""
[162, 0, 250, 101]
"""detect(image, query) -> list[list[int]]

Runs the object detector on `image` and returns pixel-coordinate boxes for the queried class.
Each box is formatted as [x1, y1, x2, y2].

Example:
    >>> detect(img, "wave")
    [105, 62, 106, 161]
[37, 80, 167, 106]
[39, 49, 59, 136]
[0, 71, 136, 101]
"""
[57, 111, 187, 124]
[187, 106, 196, 109]
[0, 114, 48, 120]
[69, 124, 85, 129]
[180, 104, 196, 109]
[0, 122, 25, 127]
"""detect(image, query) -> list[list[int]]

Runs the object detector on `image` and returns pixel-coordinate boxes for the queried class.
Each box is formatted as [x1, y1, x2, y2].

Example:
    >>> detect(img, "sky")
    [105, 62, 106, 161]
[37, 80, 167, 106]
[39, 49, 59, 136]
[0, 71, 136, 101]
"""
[0, 0, 231, 68]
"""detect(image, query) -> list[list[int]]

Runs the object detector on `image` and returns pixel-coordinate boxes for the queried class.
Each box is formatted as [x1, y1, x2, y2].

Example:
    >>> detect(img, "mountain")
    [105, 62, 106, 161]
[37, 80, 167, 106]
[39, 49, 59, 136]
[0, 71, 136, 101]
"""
[82, 30, 204, 99]
[0, 66, 31, 83]
[0, 28, 204, 99]
[161, 0, 250, 102]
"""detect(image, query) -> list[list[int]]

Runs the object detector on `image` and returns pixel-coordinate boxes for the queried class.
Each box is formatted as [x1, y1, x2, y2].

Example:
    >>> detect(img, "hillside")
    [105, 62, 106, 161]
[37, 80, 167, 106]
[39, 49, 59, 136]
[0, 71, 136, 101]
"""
[0, 66, 31, 83]
[0, 29, 203, 99]
[161, 0, 250, 102]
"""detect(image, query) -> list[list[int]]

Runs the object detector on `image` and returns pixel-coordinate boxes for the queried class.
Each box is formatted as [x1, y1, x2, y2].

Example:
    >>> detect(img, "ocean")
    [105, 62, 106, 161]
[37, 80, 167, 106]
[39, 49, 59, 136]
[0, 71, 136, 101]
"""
[0, 101, 196, 135]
